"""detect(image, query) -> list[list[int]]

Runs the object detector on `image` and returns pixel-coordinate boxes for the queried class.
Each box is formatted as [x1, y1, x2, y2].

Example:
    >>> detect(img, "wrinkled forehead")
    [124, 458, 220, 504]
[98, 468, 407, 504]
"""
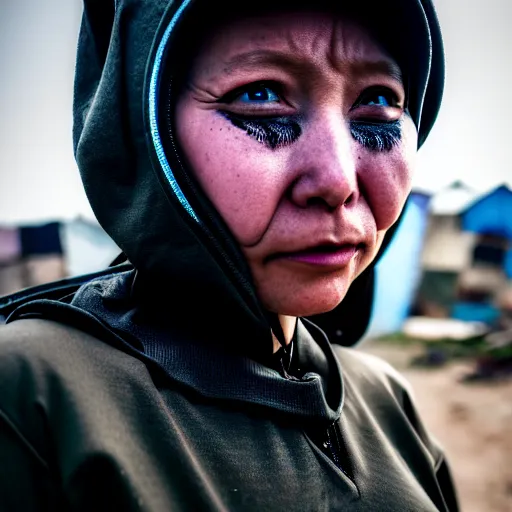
[169, 0, 433, 135]
[191, 10, 402, 84]
[174, 0, 415, 93]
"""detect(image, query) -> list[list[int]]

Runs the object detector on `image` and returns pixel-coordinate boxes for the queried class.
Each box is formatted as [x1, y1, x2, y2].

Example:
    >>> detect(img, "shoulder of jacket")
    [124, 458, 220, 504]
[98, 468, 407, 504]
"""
[0, 318, 151, 473]
[333, 345, 446, 468]
[0, 318, 145, 387]
[332, 345, 415, 400]
[0, 317, 111, 356]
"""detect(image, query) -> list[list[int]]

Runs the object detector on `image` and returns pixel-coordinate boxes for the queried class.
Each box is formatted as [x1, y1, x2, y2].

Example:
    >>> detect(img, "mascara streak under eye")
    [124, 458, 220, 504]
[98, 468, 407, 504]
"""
[220, 112, 301, 150]
[350, 120, 402, 152]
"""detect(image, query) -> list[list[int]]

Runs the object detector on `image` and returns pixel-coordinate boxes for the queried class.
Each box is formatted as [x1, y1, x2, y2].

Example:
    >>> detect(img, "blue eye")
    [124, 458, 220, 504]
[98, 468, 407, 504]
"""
[365, 95, 391, 107]
[238, 85, 280, 103]
[356, 88, 399, 109]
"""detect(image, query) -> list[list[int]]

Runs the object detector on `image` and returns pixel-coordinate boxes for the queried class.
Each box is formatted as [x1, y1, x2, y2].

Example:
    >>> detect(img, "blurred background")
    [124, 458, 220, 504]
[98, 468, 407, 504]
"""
[0, 0, 511, 510]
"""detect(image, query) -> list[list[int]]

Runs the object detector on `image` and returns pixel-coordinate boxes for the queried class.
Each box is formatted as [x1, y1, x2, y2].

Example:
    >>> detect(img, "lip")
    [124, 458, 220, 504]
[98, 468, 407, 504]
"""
[276, 243, 360, 268]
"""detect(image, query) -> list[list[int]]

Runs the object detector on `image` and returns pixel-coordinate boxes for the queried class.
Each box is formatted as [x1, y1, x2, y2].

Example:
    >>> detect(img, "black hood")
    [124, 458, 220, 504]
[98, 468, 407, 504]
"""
[73, 0, 444, 357]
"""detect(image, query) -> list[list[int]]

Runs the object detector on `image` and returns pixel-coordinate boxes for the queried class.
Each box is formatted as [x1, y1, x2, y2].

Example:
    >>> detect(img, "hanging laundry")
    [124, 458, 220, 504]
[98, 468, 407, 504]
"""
[0, 227, 21, 264]
[20, 222, 62, 257]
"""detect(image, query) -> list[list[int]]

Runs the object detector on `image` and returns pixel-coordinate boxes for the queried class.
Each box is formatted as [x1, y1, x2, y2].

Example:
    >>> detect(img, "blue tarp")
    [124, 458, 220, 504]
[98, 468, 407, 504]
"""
[462, 185, 512, 240]
[368, 192, 431, 336]
[452, 302, 500, 326]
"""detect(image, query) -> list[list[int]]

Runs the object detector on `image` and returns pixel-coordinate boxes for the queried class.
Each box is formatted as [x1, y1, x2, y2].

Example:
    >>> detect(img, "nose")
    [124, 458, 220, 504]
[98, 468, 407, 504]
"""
[289, 113, 358, 211]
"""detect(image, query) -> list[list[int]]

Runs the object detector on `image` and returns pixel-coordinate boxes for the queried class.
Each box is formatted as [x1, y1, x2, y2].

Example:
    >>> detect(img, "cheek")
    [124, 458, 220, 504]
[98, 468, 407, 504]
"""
[175, 102, 287, 246]
[358, 119, 417, 231]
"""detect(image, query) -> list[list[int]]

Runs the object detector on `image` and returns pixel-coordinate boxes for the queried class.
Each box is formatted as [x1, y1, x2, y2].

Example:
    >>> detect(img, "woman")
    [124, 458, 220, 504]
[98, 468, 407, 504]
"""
[0, 0, 458, 510]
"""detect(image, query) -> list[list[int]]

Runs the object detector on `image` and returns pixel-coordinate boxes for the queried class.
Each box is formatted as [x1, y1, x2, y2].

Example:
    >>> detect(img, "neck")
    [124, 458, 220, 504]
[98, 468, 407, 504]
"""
[272, 315, 297, 353]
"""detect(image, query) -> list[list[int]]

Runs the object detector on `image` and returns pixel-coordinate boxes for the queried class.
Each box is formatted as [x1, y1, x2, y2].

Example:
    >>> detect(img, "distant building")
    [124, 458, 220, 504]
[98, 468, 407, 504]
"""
[415, 182, 512, 325]
[0, 218, 120, 298]
[369, 182, 512, 336]
[421, 181, 478, 273]
[0, 222, 65, 297]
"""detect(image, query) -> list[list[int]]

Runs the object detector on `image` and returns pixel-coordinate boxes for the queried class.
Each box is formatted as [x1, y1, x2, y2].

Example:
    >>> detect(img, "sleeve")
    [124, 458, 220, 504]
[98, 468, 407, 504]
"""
[334, 347, 461, 512]
[433, 453, 459, 512]
[401, 385, 460, 512]
[0, 407, 61, 511]
[0, 323, 63, 511]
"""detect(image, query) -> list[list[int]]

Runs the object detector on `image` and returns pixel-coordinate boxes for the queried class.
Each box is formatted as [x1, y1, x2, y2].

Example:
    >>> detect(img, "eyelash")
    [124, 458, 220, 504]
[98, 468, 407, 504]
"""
[218, 83, 402, 152]
[350, 86, 403, 151]
[349, 120, 402, 152]
[221, 112, 301, 150]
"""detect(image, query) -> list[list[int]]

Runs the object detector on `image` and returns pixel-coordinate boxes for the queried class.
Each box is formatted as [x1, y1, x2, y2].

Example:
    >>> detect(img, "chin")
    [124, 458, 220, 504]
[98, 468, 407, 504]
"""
[260, 276, 353, 318]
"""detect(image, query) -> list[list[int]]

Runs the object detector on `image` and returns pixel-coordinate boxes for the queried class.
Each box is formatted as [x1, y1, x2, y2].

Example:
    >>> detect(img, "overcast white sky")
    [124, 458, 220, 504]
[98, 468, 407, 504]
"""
[0, 0, 510, 224]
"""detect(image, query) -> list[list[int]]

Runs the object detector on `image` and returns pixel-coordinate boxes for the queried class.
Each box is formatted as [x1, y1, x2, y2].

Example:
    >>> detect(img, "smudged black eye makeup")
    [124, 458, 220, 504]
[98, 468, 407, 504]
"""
[217, 82, 403, 152]
[221, 112, 302, 150]
[350, 120, 402, 152]
[217, 82, 300, 150]
[350, 85, 403, 151]
[221, 111, 401, 152]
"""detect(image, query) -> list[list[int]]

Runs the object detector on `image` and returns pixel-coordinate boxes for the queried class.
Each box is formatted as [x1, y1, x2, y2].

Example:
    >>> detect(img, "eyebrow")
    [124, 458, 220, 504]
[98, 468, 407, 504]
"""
[220, 49, 403, 85]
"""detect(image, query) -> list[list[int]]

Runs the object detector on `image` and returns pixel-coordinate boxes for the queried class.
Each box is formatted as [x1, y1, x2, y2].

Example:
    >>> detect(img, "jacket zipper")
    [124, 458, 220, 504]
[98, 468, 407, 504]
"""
[323, 422, 354, 482]
[274, 348, 354, 483]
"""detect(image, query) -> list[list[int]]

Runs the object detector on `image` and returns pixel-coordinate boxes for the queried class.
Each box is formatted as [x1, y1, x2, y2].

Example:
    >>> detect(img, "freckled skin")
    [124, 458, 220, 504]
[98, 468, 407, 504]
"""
[175, 11, 417, 317]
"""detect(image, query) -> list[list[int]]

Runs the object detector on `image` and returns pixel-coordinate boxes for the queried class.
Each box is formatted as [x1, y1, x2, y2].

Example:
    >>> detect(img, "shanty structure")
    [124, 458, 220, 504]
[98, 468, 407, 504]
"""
[416, 182, 512, 325]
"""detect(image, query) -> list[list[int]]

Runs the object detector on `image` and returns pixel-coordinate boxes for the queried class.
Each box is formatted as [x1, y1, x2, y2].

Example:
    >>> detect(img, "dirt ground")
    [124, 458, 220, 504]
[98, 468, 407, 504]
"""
[360, 340, 512, 512]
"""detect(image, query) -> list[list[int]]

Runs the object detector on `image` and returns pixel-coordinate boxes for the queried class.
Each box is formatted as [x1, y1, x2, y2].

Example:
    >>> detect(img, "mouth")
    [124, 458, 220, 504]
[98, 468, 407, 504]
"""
[271, 242, 364, 268]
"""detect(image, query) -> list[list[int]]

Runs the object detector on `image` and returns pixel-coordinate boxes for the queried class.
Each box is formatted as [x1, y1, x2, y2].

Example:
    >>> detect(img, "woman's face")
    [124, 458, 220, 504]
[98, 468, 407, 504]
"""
[175, 10, 417, 317]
